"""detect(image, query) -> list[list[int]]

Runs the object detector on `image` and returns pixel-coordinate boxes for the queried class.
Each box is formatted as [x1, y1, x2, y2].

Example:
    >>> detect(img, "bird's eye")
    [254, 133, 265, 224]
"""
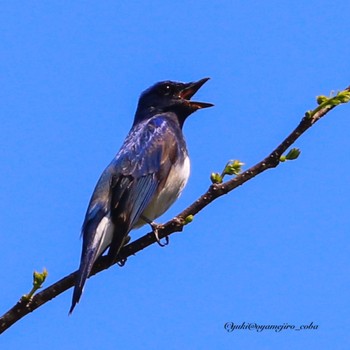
[161, 84, 173, 96]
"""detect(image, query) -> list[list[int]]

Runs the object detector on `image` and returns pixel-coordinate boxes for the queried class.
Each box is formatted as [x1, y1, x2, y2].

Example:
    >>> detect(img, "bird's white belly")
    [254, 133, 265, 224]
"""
[139, 156, 190, 224]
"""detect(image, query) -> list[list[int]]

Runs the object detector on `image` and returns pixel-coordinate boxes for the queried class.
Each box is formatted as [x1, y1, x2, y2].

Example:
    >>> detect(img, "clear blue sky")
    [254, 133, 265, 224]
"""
[1, 1, 349, 349]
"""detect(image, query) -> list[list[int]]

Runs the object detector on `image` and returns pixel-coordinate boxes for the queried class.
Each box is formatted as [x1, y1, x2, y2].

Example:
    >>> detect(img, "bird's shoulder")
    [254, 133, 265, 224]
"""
[111, 114, 185, 176]
[123, 113, 182, 151]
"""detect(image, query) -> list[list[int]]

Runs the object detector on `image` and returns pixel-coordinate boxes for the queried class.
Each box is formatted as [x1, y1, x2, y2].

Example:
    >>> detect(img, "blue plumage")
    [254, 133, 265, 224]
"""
[70, 78, 212, 313]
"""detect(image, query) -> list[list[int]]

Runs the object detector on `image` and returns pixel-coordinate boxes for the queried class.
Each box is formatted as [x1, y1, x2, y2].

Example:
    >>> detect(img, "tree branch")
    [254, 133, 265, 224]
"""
[1, 87, 349, 334]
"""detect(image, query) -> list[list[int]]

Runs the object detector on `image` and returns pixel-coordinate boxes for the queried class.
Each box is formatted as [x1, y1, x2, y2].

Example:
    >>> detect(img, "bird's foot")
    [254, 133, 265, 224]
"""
[117, 258, 127, 267]
[141, 215, 169, 247]
[150, 221, 169, 247]
[108, 235, 131, 267]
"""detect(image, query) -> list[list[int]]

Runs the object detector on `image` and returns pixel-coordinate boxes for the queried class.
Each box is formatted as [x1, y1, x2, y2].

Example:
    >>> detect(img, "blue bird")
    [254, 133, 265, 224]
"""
[70, 78, 213, 313]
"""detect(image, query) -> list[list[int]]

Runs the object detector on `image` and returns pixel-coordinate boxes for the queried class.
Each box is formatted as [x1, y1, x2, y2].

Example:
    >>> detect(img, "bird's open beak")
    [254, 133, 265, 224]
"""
[179, 78, 214, 109]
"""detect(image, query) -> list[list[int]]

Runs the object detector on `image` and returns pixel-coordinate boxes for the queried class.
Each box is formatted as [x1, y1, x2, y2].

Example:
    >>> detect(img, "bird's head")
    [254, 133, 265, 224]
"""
[134, 78, 213, 127]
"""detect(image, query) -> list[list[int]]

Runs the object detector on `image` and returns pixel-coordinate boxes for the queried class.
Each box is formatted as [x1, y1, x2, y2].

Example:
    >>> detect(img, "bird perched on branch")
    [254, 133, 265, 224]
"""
[70, 78, 213, 313]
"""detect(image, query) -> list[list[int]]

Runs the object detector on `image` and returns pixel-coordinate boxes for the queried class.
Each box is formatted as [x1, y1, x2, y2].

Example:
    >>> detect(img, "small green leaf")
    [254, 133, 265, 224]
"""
[184, 215, 194, 224]
[222, 160, 244, 176]
[210, 172, 222, 184]
[309, 89, 350, 120]
[305, 110, 312, 118]
[33, 269, 48, 289]
[336, 90, 350, 103]
[316, 95, 328, 105]
[285, 148, 301, 160]
[23, 268, 48, 300]
[280, 148, 301, 162]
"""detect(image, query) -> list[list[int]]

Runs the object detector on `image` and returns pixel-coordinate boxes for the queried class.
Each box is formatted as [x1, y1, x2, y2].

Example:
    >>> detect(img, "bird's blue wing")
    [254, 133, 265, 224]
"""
[107, 116, 179, 255]
[70, 115, 179, 312]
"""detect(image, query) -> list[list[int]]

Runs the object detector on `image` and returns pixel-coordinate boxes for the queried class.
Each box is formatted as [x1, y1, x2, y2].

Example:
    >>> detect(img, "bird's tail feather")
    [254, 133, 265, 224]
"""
[70, 210, 113, 313]
[69, 248, 96, 313]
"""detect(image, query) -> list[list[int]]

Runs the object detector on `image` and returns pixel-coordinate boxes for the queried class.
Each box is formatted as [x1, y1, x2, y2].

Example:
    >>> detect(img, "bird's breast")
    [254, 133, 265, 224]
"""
[138, 155, 190, 224]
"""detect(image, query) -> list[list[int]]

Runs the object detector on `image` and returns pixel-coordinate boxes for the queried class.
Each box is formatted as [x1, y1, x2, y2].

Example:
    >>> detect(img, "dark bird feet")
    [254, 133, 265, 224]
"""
[151, 222, 169, 247]
[117, 258, 127, 267]
[141, 215, 169, 247]
[107, 235, 131, 267]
